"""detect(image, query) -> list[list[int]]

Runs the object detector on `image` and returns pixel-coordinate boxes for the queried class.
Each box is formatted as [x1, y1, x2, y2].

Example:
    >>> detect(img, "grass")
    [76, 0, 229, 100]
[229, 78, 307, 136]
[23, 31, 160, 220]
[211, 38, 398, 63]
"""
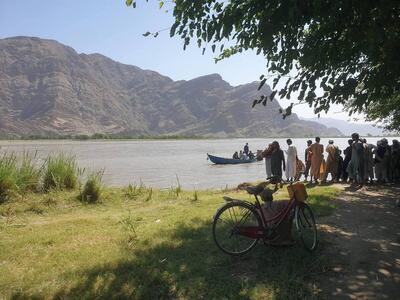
[80, 170, 104, 203]
[0, 152, 42, 202]
[0, 153, 18, 201]
[43, 154, 79, 191]
[0, 183, 340, 299]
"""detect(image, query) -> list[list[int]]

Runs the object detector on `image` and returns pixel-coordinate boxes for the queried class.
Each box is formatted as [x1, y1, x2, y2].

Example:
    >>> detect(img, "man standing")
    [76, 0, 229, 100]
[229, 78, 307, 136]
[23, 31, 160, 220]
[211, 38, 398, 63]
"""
[309, 137, 324, 183]
[304, 140, 313, 182]
[362, 139, 375, 184]
[262, 143, 273, 179]
[270, 141, 286, 188]
[342, 139, 353, 182]
[285, 139, 297, 182]
[391, 140, 400, 183]
[348, 133, 365, 184]
[244, 143, 249, 155]
[322, 140, 339, 183]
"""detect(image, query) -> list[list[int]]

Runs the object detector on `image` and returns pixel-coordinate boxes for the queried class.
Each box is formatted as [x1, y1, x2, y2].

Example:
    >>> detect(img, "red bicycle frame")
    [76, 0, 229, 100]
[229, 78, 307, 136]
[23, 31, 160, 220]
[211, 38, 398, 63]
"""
[235, 193, 299, 239]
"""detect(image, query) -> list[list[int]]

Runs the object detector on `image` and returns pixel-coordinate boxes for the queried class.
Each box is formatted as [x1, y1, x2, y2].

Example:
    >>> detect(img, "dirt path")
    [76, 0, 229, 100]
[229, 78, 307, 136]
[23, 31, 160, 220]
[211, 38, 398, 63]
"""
[318, 184, 400, 299]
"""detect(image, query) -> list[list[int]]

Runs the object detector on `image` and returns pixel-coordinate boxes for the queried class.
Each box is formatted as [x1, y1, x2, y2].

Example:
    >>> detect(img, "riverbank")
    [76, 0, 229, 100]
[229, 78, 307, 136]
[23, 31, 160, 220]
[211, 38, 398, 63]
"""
[2, 137, 400, 189]
[2, 134, 399, 141]
[0, 184, 339, 299]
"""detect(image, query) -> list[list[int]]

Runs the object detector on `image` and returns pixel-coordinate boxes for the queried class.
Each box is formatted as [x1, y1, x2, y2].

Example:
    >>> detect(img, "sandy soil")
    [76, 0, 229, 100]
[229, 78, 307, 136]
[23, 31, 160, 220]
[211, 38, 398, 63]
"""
[318, 184, 400, 299]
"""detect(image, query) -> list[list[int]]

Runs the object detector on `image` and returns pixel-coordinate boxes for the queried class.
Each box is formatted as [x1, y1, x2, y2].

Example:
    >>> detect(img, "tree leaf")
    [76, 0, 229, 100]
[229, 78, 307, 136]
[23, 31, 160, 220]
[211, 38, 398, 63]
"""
[258, 78, 267, 91]
[269, 90, 277, 101]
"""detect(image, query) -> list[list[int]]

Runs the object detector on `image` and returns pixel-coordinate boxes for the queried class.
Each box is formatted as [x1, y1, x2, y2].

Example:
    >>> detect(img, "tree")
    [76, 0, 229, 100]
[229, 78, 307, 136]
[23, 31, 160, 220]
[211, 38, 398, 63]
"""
[126, 0, 400, 131]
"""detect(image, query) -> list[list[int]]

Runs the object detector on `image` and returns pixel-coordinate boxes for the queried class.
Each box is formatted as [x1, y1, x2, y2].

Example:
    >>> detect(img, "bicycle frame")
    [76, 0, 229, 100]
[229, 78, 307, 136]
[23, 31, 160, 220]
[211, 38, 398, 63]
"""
[234, 189, 301, 240]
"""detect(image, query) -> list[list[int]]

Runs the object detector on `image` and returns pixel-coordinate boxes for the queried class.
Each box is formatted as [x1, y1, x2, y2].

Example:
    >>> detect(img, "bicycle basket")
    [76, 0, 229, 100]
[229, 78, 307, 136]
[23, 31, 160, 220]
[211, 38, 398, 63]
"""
[287, 182, 308, 202]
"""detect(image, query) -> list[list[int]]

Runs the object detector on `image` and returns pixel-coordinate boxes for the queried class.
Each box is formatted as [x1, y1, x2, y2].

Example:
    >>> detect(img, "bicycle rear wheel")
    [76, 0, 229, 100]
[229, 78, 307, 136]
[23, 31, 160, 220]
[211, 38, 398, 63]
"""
[213, 202, 262, 255]
[295, 203, 318, 251]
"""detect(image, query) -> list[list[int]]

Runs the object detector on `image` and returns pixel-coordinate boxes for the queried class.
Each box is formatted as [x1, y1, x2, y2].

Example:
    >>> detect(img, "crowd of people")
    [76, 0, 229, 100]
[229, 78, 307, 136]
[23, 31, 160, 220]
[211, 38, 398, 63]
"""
[232, 143, 255, 160]
[261, 134, 400, 185]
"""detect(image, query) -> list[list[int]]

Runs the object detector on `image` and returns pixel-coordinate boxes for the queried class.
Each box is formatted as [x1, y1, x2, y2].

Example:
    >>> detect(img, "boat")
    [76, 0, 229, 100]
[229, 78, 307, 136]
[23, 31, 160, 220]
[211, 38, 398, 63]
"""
[207, 153, 258, 165]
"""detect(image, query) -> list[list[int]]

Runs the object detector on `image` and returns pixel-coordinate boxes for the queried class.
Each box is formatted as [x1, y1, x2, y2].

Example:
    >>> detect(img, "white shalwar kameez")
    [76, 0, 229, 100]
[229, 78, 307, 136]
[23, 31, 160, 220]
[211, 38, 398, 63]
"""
[285, 145, 297, 179]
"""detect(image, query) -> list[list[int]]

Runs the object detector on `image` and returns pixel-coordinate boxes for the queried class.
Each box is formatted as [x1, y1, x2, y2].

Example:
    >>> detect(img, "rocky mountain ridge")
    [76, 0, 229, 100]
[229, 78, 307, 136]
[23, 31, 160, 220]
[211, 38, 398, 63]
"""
[0, 36, 341, 138]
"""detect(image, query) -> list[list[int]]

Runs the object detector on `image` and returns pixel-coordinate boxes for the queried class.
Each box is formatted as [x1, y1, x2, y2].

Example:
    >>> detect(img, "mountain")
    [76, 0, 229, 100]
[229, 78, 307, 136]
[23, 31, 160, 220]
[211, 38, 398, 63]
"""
[0, 36, 341, 138]
[300, 117, 393, 136]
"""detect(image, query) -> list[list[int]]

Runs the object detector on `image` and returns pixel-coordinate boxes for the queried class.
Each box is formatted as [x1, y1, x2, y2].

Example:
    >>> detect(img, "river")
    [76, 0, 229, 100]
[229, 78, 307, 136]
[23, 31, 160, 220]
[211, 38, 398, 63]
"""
[0, 137, 398, 189]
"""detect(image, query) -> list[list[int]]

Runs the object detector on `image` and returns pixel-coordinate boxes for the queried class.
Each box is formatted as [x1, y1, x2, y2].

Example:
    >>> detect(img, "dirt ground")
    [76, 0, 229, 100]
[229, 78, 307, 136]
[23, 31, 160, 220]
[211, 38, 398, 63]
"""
[318, 184, 400, 299]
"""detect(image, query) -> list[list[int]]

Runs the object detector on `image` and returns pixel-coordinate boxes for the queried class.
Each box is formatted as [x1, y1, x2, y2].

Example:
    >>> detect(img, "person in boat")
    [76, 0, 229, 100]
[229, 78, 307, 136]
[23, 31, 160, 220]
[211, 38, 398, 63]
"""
[242, 152, 249, 160]
[322, 140, 339, 183]
[248, 151, 255, 159]
[304, 140, 313, 182]
[239, 150, 244, 159]
[285, 139, 297, 182]
[232, 151, 239, 159]
[309, 137, 324, 184]
[244, 143, 249, 155]
[270, 141, 285, 185]
[262, 143, 273, 179]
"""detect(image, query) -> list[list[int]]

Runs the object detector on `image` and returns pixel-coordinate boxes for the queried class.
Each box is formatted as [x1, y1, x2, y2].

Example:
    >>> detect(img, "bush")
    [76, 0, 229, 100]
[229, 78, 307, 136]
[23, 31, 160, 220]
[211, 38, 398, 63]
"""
[80, 170, 103, 203]
[43, 154, 78, 191]
[0, 153, 18, 202]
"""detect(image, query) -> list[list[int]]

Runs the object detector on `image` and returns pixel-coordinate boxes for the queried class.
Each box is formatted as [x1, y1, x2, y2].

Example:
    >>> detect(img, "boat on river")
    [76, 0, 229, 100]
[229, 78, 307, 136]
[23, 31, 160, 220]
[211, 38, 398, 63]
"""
[207, 153, 258, 165]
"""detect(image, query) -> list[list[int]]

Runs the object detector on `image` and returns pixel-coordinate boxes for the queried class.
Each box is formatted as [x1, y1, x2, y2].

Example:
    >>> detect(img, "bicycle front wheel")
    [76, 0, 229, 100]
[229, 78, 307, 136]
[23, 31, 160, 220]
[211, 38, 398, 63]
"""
[295, 203, 318, 251]
[213, 201, 262, 255]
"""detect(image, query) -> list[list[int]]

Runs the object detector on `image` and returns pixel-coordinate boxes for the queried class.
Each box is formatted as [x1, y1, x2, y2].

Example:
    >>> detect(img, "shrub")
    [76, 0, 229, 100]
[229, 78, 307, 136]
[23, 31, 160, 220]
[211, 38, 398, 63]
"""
[80, 170, 103, 203]
[0, 153, 18, 202]
[43, 154, 78, 191]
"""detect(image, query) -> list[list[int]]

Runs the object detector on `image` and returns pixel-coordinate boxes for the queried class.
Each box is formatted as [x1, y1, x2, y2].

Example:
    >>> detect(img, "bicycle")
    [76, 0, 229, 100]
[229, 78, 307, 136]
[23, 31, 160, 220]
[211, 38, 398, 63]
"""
[212, 177, 317, 255]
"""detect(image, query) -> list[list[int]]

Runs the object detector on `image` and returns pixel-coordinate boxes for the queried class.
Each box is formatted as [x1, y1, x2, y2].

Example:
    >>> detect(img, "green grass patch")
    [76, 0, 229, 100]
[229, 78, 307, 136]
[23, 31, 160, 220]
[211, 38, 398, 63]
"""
[43, 153, 79, 191]
[0, 183, 340, 299]
[79, 170, 104, 203]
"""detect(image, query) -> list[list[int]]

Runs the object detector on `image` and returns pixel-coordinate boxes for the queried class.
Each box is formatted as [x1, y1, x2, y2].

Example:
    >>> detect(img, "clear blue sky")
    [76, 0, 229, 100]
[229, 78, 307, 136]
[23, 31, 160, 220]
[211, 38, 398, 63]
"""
[0, 0, 353, 120]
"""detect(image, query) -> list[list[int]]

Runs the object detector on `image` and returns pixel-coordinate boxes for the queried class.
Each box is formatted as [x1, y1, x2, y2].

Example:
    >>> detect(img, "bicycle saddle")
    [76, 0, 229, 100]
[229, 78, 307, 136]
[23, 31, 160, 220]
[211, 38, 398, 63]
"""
[246, 185, 265, 195]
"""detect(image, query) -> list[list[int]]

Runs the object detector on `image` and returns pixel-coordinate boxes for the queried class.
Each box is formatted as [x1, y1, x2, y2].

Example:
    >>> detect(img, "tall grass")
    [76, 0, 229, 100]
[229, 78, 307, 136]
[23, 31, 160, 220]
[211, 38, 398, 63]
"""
[16, 151, 41, 192]
[43, 154, 78, 191]
[0, 153, 18, 201]
[124, 181, 146, 200]
[80, 170, 103, 203]
[0, 152, 42, 202]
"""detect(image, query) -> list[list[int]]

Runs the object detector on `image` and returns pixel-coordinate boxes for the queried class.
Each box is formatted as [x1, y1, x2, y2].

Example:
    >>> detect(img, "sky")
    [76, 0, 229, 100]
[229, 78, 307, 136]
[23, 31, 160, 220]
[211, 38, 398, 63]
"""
[0, 0, 357, 121]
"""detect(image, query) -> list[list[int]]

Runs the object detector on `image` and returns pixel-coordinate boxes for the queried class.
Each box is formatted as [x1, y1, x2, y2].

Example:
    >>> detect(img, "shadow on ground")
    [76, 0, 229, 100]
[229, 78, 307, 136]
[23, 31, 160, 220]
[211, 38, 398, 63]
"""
[318, 184, 400, 299]
[12, 220, 329, 300]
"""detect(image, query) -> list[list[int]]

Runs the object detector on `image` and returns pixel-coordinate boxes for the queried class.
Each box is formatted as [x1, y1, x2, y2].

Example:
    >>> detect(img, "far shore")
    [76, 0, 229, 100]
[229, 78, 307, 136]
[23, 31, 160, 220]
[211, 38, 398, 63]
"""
[1, 134, 399, 142]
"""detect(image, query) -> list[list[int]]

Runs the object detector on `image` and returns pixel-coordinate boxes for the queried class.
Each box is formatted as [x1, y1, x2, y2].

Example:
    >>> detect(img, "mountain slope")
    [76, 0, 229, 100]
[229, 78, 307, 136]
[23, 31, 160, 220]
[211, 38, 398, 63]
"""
[0, 36, 341, 137]
[300, 117, 392, 136]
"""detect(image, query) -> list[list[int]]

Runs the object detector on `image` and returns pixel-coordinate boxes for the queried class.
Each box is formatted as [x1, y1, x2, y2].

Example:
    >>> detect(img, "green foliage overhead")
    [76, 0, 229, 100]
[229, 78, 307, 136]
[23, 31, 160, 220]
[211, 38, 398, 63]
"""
[126, 0, 400, 131]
